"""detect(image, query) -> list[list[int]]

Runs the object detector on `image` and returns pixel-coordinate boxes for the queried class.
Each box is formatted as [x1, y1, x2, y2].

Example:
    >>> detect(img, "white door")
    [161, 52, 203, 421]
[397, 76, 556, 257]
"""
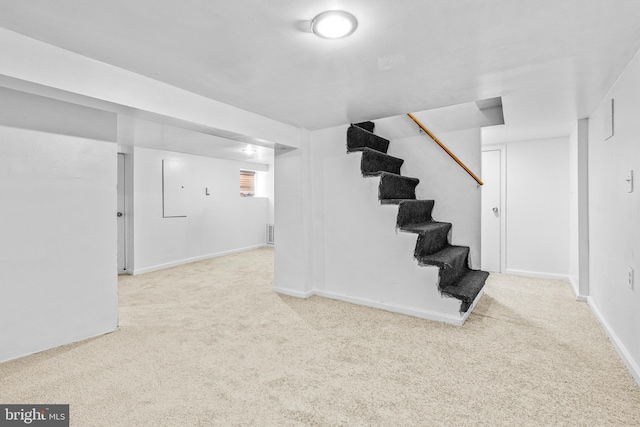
[481, 149, 502, 272]
[117, 153, 126, 273]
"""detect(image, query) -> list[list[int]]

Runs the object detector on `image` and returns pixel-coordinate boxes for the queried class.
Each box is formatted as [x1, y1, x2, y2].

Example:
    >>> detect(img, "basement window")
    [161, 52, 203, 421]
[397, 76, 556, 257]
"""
[240, 170, 256, 197]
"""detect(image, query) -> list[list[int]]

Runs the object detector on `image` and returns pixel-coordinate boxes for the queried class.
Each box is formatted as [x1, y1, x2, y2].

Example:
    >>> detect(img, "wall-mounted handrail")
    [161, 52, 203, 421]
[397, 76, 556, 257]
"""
[407, 113, 484, 186]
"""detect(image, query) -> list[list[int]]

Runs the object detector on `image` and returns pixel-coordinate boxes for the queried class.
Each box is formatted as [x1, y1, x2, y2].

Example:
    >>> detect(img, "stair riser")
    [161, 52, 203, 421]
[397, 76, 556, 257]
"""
[354, 121, 375, 133]
[361, 151, 403, 176]
[438, 251, 470, 289]
[347, 125, 390, 153]
[379, 175, 418, 201]
[396, 200, 435, 227]
[414, 226, 451, 258]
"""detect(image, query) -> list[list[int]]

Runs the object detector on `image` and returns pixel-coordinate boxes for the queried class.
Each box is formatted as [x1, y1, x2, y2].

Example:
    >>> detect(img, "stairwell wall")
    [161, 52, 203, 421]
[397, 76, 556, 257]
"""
[386, 129, 482, 269]
[272, 124, 483, 323]
[587, 47, 640, 385]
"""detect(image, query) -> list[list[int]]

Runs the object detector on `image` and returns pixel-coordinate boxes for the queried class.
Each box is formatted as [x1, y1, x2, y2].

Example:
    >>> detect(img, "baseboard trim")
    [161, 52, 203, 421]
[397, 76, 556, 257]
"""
[272, 287, 314, 299]
[568, 277, 588, 302]
[312, 290, 467, 326]
[505, 269, 570, 282]
[132, 244, 268, 275]
[587, 297, 640, 388]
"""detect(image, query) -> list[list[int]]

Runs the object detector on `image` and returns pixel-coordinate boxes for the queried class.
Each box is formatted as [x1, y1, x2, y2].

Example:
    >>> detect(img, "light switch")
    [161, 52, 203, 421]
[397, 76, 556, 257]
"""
[627, 170, 634, 193]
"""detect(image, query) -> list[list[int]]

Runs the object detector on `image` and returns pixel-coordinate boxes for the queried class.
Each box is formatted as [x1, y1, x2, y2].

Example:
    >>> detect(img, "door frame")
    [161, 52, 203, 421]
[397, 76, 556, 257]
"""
[482, 144, 507, 273]
[117, 152, 127, 274]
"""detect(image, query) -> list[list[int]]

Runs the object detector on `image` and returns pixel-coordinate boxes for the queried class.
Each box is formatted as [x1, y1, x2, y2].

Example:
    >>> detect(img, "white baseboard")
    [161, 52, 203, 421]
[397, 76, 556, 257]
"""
[587, 297, 640, 388]
[132, 244, 268, 275]
[568, 277, 588, 302]
[505, 269, 570, 282]
[272, 287, 314, 299]
[311, 290, 470, 326]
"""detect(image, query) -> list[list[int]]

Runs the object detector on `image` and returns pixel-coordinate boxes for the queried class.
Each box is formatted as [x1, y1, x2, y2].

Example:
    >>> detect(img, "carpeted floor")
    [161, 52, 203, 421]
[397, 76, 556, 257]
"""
[1, 247, 639, 426]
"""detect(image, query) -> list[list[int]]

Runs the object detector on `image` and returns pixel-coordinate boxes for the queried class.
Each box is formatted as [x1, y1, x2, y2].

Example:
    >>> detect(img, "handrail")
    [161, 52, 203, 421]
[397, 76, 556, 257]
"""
[407, 113, 484, 186]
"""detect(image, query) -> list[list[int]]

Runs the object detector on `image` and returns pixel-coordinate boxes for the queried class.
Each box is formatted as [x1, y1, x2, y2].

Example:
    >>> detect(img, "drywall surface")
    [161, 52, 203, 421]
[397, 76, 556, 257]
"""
[132, 147, 270, 273]
[387, 128, 482, 269]
[273, 124, 483, 322]
[504, 137, 570, 279]
[569, 124, 579, 288]
[312, 126, 464, 320]
[273, 146, 311, 296]
[588, 48, 640, 383]
[0, 110, 118, 361]
[0, 27, 302, 149]
[569, 119, 590, 298]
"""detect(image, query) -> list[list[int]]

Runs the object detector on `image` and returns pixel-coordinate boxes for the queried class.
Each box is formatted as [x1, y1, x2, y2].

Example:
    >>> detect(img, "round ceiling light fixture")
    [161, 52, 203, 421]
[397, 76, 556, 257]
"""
[311, 10, 358, 39]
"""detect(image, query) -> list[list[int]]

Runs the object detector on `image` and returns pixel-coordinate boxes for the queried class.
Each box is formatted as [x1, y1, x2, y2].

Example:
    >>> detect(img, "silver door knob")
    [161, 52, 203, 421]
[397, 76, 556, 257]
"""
[492, 207, 499, 213]
[117, 212, 123, 217]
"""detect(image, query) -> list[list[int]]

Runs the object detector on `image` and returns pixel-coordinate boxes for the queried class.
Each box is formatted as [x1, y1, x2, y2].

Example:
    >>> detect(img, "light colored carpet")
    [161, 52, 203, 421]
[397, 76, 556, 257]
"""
[1, 247, 639, 426]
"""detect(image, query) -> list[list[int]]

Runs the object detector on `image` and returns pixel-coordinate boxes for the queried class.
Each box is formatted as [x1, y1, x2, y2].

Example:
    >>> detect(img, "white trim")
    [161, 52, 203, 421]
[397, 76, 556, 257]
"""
[568, 276, 588, 302]
[587, 297, 640, 387]
[505, 268, 570, 281]
[132, 244, 267, 275]
[270, 287, 485, 326]
[481, 145, 507, 273]
[272, 287, 314, 299]
[313, 290, 464, 325]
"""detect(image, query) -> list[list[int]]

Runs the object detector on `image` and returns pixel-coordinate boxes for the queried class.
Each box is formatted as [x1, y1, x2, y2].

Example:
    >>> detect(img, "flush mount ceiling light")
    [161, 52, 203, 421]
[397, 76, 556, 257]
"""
[311, 10, 358, 39]
[242, 146, 256, 154]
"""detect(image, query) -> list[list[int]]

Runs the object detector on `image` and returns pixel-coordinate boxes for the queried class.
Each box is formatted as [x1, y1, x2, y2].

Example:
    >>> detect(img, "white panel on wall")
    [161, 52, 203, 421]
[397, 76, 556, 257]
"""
[163, 159, 187, 217]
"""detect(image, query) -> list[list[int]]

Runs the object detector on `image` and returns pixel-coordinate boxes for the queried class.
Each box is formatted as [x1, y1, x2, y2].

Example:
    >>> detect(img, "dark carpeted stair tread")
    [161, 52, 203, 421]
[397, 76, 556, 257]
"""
[418, 245, 469, 268]
[441, 270, 490, 312]
[358, 148, 404, 176]
[397, 200, 435, 227]
[379, 172, 418, 183]
[400, 221, 451, 234]
[379, 172, 419, 201]
[407, 221, 452, 258]
[380, 198, 412, 205]
[353, 121, 375, 133]
[347, 124, 390, 154]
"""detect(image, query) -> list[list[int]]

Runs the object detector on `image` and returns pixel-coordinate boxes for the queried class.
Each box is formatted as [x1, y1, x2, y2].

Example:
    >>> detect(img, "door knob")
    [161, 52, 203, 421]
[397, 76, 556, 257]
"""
[492, 207, 499, 213]
[117, 212, 123, 217]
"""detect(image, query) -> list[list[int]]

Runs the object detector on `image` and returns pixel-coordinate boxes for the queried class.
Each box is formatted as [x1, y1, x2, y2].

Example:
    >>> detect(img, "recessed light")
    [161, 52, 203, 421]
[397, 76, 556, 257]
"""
[311, 10, 358, 39]
[242, 147, 256, 154]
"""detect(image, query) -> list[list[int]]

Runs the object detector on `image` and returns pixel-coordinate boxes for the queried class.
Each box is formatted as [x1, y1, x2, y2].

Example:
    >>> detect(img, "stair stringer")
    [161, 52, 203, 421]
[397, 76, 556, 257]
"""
[317, 150, 471, 324]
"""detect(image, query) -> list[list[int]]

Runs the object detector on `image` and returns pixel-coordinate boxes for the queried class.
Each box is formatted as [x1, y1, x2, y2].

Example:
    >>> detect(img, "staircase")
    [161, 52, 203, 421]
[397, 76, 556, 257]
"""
[347, 121, 489, 313]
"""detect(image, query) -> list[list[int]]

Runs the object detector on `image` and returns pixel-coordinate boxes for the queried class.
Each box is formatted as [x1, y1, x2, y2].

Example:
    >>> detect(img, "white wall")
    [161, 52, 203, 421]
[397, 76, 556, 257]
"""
[273, 138, 312, 297]
[274, 124, 482, 323]
[568, 119, 590, 298]
[132, 147, 270, 274]
[587, 48, 640, 384]
[501, 137, 570, 279]
[0, 27, 303, 149]
[0, 90, 118, 362]
[388, 129, 482, 268]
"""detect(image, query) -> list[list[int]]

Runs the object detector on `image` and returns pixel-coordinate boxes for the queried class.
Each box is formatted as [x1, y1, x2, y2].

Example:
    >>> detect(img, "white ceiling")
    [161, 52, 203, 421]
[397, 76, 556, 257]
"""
[1, 0, 640, 147]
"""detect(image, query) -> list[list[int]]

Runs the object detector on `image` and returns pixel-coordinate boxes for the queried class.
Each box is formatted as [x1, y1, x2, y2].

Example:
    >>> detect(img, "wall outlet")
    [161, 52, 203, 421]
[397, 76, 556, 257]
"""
[629, 267, 634, 290]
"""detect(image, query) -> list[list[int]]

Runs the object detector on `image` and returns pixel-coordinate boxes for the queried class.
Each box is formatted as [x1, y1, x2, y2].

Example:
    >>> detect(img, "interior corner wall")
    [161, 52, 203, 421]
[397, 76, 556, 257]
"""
[273, 137, 313, 297]
[587, 47, 640, 383]
[504, 137, 570, 279]
[131, 147, 269, 274]
[569, 119, 590, 298]
[0, 89, 118, 362]
[569, 124, 580, 290]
